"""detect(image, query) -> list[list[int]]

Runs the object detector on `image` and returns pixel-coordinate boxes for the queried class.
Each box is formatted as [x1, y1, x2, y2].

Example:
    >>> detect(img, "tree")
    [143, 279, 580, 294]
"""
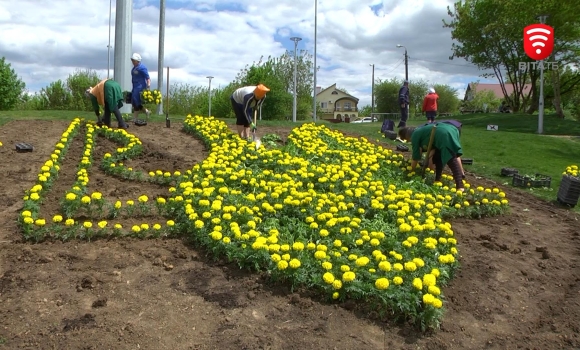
[0, 57, 26, 110]
[66, 69, 101, 111]
[443, 0, 580, 114]
[433, 84, 461, 114]
[234, 50, 316, 119]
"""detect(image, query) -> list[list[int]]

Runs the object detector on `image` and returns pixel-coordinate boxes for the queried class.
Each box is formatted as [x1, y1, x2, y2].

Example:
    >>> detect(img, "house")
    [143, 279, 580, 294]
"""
[463, 82, 532, 101]
[315, 83, 360, 121]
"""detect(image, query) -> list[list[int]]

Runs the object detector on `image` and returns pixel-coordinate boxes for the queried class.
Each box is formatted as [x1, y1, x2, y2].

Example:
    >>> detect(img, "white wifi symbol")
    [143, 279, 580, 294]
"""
[526, 27, 551, 55]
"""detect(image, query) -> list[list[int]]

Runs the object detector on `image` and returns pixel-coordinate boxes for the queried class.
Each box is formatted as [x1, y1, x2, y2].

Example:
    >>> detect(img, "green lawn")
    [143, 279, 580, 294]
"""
[1, 110, 579, 211]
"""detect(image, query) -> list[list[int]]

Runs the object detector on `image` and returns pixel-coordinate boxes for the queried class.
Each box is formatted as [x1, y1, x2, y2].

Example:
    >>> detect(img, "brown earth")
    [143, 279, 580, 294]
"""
[0, 119, 579, 350]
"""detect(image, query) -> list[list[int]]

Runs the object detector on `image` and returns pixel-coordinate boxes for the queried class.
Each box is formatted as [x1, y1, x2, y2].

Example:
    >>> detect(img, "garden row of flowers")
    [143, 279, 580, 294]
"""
[20, 119, 179, 241]
[18, 115, 509, 329]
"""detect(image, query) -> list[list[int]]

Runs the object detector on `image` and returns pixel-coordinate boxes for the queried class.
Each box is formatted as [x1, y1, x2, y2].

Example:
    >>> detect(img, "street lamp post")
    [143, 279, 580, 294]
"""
[537, 14, 549, 134]
[369, 64, 375, 120]
[290, 37, 302, 123]
[206, 76, 214, 118]
[397, 44, 409, 120]
[312, 0, 318, 122]
[107, 0, 112, 78]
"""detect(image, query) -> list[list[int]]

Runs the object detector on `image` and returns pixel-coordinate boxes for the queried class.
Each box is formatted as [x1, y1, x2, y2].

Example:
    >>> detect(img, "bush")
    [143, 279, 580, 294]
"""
[0, 57, 26, 110]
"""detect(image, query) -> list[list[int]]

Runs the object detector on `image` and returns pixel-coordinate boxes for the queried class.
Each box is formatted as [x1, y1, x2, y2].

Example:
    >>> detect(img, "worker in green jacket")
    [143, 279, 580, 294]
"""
[398, 123, 465, 191]
[85, 79, 129, 129]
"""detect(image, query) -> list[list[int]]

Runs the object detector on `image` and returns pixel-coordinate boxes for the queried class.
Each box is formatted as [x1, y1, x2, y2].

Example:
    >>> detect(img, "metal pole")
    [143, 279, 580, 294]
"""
[290, 37, 302, 123]
[157, 0, 165, 115]
[312, 0, 318, 122]
[537, 14, 548, 134]
[370, 64, 375, 119]
[114, 0, 133, 114]
[107, 0, 112, 79]
[405, 49, 409, 119]
[206, 76, 213, 118]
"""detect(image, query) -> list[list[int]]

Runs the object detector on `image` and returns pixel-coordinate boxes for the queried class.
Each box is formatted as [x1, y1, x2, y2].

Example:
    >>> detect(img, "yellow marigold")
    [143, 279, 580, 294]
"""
[393, 276, 403, 285]
[412, 278, 423, 290]
[323, 272, 335, 284]
[375, 278, 389, 290]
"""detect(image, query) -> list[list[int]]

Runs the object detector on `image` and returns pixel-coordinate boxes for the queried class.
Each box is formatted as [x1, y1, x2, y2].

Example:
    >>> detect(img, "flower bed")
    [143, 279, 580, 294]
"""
[17, 115, 510, 330]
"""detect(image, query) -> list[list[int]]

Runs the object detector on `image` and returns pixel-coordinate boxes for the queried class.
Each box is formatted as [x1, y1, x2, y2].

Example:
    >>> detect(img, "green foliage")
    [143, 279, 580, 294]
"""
[66, 69, 101, 111]
[375, 78, 460, 116]
[443, 0, 580, 113]
[358, 104, 372, 117]
[433, 84, 461, 114]
[40, 80, 71, 110]
[0, 57, 26, 110]
[462, 83, 501, 112]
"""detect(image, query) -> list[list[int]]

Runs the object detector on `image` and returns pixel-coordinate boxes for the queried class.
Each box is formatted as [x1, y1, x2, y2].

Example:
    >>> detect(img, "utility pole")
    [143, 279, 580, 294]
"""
[290, 37, 302, 123]
[114, 0, 133, 114]
[312, 0, 318, 122]
[369, 64, 375, 120]
[206, 76, 214, 118]
[107, 0, 112, 79]
[157, 0, 165, 115]
[537, 14, 549, 134]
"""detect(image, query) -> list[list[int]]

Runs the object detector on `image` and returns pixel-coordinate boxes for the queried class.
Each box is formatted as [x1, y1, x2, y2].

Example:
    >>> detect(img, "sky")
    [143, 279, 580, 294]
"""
[0, 0, 499, 108]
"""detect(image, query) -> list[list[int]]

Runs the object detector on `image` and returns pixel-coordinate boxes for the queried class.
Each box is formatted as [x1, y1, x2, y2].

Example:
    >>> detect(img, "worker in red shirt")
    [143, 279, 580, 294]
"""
[422, 88, 439, 123]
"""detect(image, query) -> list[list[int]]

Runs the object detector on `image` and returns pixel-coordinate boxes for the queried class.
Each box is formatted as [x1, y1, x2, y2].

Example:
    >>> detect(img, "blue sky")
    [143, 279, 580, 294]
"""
[0, 0, 498, 107]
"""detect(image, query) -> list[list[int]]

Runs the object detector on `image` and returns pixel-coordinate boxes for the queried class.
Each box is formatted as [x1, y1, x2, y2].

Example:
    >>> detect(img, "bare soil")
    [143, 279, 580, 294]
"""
[0, 120, 579, 350]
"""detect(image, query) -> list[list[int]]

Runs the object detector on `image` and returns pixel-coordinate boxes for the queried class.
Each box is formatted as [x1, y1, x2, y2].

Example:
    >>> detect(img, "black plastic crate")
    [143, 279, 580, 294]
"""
[461, 158, 473, 165]
[134, 119, 148, 126]
[384, 130, 397, 140]
[557, 174, 580, 207]
[512, 173, 551, 188]
[501, 167, 519, 177]
[396, 144, 409, 152]
[15, 142, 34, 153]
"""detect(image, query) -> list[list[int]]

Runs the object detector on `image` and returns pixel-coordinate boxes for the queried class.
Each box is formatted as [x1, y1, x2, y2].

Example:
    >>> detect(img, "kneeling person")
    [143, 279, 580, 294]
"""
[86, 79, 129, 129]
[398, 123, 464, 191]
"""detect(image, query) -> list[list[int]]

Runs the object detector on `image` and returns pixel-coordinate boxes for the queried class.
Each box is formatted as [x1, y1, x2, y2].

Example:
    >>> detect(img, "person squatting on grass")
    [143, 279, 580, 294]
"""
[398, 123, 465, 191]
[422, 87, 439, 123]
[230, 84, 270, 140]
[85, 79, 129, 130]
[130, 53, 151, 124]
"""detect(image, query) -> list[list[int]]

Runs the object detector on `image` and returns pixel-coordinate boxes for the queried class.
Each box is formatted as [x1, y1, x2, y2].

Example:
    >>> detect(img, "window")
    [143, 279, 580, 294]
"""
[344, 102, 351, 110]
[331, 91, 338, 95]
[321, 102, 327, 108]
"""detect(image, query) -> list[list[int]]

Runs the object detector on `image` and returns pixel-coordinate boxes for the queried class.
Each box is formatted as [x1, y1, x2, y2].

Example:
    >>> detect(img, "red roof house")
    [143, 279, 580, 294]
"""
[464, 83, 532, 101]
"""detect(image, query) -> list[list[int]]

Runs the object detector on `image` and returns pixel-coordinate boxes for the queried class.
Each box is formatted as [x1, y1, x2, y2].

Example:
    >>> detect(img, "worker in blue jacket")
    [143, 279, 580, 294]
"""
[397, 80, 410, 128]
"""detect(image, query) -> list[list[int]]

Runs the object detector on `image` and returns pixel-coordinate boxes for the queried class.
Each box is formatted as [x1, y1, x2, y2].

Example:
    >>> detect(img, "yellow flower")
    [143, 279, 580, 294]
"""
[342, 271, 356, 282]
[98, 221, 107, 229]
[289, 259, 301, 269]
[412, 278, 423, 290]
[52, 215, 63, 223]
[323, 272, 335, 284]
[374, 278, 389, 290]
[83, 221, 93, 229]
[393, 276, 403, 285]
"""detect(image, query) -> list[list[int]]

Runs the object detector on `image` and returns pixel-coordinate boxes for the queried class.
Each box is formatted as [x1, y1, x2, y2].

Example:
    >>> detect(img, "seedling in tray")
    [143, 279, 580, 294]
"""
[512, 173, 551, 188]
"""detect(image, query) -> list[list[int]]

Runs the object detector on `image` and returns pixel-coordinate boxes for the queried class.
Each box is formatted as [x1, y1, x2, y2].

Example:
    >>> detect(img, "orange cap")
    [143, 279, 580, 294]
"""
[254, 84, 270, 99]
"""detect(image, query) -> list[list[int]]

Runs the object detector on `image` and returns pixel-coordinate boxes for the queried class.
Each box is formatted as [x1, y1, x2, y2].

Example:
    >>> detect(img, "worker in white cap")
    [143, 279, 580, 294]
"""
[130, 53, 151, 124]
[422, 87, 439, 123]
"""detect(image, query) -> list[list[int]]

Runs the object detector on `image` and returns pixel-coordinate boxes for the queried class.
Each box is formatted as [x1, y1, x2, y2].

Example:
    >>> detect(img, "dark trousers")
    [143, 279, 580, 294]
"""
[101, 102, 127, 128]
[426, 111, 437, 122]
[433, 149, 464, 189]
[231, 97, 250, 127]
[397, 105, 408, 128]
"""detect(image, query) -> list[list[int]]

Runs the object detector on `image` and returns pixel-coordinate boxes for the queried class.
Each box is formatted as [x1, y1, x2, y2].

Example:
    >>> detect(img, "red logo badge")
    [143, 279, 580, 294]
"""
[523, 24, 554, 61]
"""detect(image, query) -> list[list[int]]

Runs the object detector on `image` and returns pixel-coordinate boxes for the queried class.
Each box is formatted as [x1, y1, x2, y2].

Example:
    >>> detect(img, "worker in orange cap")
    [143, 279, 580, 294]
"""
[231, 84, 270, 139]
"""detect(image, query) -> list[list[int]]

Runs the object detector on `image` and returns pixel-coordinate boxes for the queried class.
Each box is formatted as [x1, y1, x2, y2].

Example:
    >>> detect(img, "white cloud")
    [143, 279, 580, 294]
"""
[0, 0, 497, 109]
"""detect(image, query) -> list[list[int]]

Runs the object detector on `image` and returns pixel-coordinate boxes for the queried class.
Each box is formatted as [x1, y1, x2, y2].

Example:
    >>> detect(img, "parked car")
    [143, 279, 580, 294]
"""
[351, 117, 375, 123]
